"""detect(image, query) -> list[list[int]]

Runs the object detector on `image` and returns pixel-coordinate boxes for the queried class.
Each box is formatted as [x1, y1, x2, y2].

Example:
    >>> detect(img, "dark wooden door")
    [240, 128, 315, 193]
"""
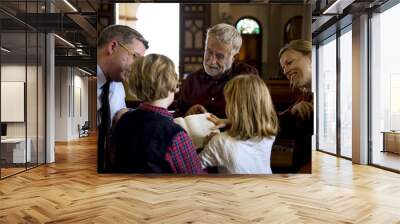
[237, 34, 262, 73]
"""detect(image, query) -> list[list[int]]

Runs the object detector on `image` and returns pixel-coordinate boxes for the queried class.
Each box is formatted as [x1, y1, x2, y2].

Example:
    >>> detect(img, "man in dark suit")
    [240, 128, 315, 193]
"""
[97, 25, 148, 173]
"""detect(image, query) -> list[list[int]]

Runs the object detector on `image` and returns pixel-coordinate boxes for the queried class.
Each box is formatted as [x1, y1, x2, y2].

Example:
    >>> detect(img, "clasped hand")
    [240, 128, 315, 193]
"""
[291, 101, 313, 120]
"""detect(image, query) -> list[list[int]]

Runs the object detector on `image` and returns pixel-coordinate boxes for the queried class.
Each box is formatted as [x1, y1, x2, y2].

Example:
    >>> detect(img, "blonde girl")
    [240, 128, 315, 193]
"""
[200, 75, 278, 174]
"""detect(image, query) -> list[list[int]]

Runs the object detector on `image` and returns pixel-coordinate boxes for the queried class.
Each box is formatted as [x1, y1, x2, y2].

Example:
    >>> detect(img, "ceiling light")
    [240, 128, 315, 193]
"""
[322, 0, 354, 15]
[63, 0, 78, 12]
[76, 49, 85, 55]
[1, 47, 11, 53]
[78, 67, 93, 76]
[54, 34, 75, 48]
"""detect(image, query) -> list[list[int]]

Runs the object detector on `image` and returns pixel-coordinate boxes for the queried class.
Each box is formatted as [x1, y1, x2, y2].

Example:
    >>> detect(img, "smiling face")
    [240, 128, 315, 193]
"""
[279, 49, 311, 88]
[108, 38, 146, 82]
[203, 36, 235, 77]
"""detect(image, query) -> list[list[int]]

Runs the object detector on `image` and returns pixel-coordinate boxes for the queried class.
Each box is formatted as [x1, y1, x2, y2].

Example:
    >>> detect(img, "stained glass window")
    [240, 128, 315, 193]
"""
[236, 18, 260, 35]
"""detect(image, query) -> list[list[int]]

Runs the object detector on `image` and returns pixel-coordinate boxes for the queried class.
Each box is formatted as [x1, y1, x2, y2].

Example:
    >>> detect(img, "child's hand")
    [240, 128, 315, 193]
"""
[207, 114, 229, 130]
[203, 131, 218, 146]
[186, 104, 207, 116]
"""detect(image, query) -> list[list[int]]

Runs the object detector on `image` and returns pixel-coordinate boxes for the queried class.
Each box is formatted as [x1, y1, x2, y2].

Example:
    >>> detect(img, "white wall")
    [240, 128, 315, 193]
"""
[136, 4, 180, 72]
[1, 64, 46, 164]
[72, 72, 89, 138]
[55, 67, 89, 141]
[55, 66, 68, 141]
[1, 65, 34, 138]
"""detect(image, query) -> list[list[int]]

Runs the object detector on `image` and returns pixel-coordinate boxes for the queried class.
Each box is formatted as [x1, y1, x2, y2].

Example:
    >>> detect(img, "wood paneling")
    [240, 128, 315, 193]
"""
[180, 4, 210, 77]
[265, 79, 299, 112]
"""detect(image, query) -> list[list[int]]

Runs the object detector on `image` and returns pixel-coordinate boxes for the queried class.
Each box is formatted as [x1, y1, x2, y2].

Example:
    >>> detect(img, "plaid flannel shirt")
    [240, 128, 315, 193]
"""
[139, 103, 204, 174]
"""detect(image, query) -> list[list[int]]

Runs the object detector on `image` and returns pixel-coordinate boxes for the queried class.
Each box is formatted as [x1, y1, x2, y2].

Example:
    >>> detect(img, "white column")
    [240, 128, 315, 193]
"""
[352, 14, 369, 164]
[45, 0, 55, 163]
[46, 33, 55, 163]
[312, 45, 317, 150]
[54, 67, 73, 141]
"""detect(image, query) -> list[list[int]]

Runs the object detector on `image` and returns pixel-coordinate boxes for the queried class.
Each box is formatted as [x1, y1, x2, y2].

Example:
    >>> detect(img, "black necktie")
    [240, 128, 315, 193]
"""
[98, 80, 110, 172]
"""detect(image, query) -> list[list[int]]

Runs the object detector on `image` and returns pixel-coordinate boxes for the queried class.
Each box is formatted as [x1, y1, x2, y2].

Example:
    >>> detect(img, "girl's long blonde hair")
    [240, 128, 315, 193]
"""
[224, 75, 278, 140]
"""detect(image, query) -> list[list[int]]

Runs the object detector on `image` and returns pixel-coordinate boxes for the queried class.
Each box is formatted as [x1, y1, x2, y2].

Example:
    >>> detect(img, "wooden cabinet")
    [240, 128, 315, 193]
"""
[382, 131, 400, 154]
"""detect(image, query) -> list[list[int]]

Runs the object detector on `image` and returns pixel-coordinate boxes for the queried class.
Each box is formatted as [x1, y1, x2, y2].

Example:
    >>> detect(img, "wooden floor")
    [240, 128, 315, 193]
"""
[0, 135, 400, 223]
[1, 167, 26, 178]
[372, 150, 400, 171]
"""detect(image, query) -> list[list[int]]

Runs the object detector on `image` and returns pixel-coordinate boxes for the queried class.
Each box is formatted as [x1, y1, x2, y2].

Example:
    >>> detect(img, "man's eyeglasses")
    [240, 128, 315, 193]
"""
[118, 42, 141, 58]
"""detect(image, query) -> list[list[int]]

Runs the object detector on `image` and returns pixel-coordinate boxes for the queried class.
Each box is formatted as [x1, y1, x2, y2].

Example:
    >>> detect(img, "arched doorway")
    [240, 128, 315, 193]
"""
[284, 16, 303, 44]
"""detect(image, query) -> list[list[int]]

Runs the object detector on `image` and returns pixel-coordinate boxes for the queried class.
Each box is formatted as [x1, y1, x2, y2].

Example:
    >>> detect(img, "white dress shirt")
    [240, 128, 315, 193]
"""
[200, 132, 275, 174]
[97, 65, 126, 126]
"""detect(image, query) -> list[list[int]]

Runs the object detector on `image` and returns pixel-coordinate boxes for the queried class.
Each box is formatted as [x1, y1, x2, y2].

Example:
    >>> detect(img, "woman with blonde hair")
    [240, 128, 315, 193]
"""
[279, 39, 312, 120]
[278, 39, 313, 173]
[199, 75, 278, 174]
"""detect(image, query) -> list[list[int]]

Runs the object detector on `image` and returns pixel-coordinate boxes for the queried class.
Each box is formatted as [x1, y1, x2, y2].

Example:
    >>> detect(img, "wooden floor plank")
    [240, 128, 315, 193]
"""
[0, 135, 399, 223]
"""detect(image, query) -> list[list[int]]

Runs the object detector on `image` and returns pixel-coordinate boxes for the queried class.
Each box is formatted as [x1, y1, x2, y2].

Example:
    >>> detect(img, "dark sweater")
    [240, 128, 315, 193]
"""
[110, 109, 183, 173]
[176, 61, 258, 118]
